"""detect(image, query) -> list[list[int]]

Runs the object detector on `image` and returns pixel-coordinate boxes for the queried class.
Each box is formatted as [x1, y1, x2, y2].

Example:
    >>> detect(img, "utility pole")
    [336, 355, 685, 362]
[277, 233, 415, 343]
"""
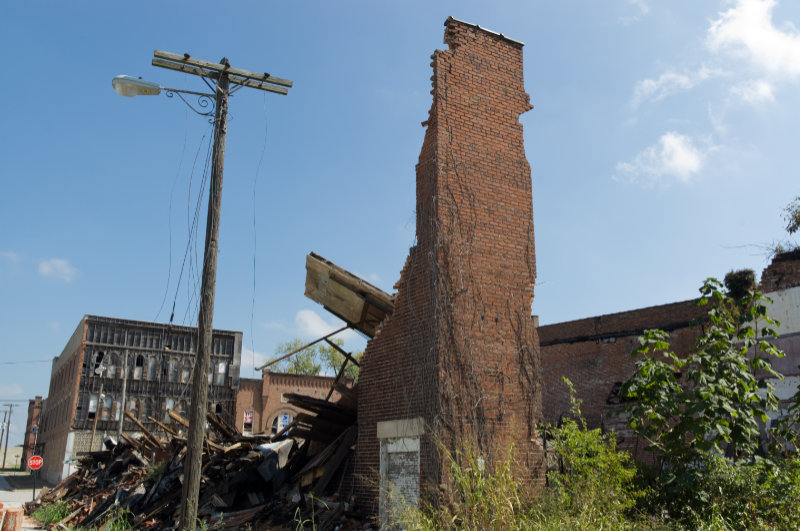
[179, 63, 228, 529]
[114, 51, 291, 530]
[89, 382, 104, 451]
[2, 404, 12, 469]
[117, 349, 128, 441]
[0, 408, 7, 463]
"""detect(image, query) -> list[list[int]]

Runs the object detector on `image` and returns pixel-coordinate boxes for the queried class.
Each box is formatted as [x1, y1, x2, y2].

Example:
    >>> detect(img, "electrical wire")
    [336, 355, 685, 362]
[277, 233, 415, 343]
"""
[250, 92, 270, 376]
[168, 125, 213, 325]
[155, 106, 190, 322]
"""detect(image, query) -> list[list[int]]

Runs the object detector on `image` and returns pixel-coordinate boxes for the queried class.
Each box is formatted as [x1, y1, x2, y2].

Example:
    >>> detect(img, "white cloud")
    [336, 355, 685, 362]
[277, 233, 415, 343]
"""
[295, 309, 362, 344]
[620, 0, 651, 25]
[707, 0, 800, 79]
[632, 67, 719, 107]
[0, 383, 23, 396]
[615, 132, 710, 185]
[38, 258, 77, 282]
[0, 251, 21, 263]
[629, 0, 650, 15]
[296, 310, 349, 338]
[730, 79, 775, 103]
[241, 347, 269, 375]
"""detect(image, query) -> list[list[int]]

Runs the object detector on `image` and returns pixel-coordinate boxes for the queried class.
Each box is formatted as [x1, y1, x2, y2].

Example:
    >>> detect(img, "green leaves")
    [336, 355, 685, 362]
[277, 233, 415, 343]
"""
[621, 278, 790, 515]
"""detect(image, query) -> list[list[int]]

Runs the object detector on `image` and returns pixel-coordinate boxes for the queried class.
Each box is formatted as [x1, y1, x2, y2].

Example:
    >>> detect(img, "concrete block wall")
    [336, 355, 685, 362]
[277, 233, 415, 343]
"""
[355, 17, 543, 513]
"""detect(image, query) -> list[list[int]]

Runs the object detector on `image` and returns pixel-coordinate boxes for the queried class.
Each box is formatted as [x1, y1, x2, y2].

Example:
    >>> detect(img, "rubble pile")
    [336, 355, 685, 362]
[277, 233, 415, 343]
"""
[26, 388, 363, 530]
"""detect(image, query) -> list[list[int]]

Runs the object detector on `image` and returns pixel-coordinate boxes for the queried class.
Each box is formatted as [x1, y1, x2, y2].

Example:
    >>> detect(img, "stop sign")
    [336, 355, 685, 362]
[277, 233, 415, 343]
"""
[28, 455, 43, 470]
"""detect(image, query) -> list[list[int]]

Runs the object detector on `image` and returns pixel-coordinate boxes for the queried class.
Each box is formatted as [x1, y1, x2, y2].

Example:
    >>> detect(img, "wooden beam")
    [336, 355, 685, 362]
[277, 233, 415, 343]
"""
[124, 411, 162, 450]
[148, 416, 179, 438]
[256, 325, 349, 370]
[324, 338, 360, 367]
[168, 408, 190, 428]
[152, 58, 217, 80]
[154, 50, 293, 87]
[152, 59, 289, 95]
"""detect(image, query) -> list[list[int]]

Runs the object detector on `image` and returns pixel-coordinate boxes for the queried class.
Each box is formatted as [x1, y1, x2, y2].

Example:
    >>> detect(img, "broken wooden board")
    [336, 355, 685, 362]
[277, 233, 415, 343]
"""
[304, 252, 395, 338]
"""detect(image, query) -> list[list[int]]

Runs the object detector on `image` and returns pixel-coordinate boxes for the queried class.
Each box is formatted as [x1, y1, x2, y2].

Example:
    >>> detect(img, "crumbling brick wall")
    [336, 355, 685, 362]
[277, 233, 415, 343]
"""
[355, 17, 543, 513]
[760, 249, 800, 292]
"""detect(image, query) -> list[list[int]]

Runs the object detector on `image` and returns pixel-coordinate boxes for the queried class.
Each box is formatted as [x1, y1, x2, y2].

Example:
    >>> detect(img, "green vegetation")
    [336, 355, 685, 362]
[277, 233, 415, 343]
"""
[273, 338, 361, 380]
[392, 278, 800, 530]
[31, 501, 71, 525]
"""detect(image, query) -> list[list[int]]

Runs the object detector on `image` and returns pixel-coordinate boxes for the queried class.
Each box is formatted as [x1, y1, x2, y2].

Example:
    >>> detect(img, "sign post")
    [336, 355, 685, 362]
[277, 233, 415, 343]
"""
[28, 455, 43, 500]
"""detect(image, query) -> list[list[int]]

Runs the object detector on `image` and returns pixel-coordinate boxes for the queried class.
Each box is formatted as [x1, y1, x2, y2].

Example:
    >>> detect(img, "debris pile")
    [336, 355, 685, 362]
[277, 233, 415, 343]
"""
[27, 388, 363, 530]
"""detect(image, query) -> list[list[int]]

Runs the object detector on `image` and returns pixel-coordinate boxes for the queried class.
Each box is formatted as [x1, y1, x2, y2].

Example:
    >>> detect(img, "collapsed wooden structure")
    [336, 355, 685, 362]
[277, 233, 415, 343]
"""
[27, 391, 360, 530]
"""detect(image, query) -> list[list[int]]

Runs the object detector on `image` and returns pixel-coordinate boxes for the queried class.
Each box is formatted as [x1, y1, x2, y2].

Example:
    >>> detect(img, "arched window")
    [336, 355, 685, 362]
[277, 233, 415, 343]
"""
[147, 357, 158, 380]
[180, 360, 191, 384]
[128, 398, 138, 420]
[133, 355, 144, 380]
[106, 353, 117, 378]
[168, 358, 178, 382]
[164, 398, 175, 422]
[271, 412, 293, 434]
[141, 399, 152, 423]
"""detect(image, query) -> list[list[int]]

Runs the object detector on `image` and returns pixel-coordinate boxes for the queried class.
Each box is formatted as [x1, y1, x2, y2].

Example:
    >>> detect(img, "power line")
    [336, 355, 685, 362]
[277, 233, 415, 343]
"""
[0, 359, 51, 365]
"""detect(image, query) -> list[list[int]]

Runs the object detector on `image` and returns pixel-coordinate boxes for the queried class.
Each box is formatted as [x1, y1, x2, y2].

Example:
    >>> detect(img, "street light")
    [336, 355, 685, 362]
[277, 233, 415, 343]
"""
[112, 50, 291, 531]
[111, 75, 161, 97]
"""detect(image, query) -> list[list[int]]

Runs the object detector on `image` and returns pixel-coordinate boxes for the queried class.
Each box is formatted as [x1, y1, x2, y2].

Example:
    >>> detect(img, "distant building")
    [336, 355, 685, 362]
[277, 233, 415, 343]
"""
[540, 251, 800, 462]
[235, 371, 351, 435]
[21, 396, 42, 468]
[37, 315, 242, 483]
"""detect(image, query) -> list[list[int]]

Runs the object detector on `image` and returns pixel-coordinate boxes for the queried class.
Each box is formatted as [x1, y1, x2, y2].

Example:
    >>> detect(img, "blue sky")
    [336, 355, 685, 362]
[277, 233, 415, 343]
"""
[1, 1, 799, 445]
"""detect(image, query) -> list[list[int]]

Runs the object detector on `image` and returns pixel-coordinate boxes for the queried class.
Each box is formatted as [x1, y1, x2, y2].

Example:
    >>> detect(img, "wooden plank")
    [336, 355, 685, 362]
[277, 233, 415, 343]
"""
[228, 74, 289, 95]
[256, 326, 349, 370]
[304, 253, 395, 338]
[312, 426, 356, 496]
[124, 411, 163, 450]
[151, 58, 217, 80]
[149, 416, 179, 437]
[167, 408, 190, 428]
[206, 410, 237, 440]
[324, 338, 360, 367]
[154, 50, 293, 87]
[151, 58, 289, 95]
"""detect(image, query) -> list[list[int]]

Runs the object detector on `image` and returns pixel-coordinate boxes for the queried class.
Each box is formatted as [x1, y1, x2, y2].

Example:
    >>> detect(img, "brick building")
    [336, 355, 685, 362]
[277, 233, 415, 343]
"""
[539, 251, 800, 460]
[21, 396, 43, 468]
[37, 315, 242, 483]
[355, 18, 543, 521]
[235, 371, 348, 435]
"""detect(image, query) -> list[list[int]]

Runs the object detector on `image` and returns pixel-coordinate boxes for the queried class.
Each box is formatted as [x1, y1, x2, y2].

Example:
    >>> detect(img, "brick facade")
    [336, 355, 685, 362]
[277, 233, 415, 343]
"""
[21, 396, 42, 468]
[760, 249, 800, 292]
[355, 17, 543, 513]
[37, 315, 242, 483]
[235, 371, 345, 435]
[539, 253, 800, 462]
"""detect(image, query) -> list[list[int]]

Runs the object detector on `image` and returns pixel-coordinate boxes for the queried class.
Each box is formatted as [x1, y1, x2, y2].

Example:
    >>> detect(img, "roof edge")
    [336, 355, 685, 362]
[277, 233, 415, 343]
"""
[445, 16, 525, 47]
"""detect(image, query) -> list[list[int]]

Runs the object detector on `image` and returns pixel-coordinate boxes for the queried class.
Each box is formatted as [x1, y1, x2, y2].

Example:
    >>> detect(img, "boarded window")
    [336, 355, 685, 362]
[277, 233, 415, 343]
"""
[377, 418, 424, 528]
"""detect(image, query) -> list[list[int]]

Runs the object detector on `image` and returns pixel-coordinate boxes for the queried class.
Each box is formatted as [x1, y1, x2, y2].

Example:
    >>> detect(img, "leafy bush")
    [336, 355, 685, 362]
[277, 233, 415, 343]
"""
[31, 501, 71, 525]
[621, 277, 800, 526]
[393, 379, 645, 530]
[393, 444, 533, 530]
[687, 456, 800, 530]
[532, 379, 644, 529]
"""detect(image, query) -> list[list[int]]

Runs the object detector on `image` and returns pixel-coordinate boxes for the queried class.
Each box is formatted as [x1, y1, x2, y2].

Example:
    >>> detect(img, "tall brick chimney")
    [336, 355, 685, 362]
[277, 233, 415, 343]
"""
[355, 17, 543, 519]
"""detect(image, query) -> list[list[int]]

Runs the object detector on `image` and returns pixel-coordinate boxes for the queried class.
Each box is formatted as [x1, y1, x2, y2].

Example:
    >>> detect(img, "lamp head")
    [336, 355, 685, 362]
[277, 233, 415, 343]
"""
[112, 75, 161, 97]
